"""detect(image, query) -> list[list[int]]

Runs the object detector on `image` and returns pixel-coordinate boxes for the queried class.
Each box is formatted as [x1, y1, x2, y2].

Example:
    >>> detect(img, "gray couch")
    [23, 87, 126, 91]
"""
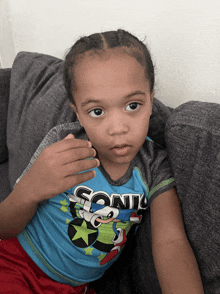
[0, 68, 11, 201]
[1, 52, 220, 293]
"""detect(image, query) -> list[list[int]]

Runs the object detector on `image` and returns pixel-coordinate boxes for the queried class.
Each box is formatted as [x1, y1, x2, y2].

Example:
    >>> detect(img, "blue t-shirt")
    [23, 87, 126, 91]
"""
[16, 122, 175, 286]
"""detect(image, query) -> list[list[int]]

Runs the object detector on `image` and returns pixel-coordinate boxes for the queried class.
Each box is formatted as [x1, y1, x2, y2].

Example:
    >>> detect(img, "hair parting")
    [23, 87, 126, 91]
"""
[63, 29, 155, 104]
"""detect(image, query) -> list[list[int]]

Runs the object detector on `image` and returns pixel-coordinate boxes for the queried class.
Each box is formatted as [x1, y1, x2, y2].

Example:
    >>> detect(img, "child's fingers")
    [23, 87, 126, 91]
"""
[61, 148, 96, 165]
[66, 170, 97, 188]
[64, 158, 100, 177]
[43, 136, 92, 155]
[57, 135, 92, 151]
[63, 134, 75, 140]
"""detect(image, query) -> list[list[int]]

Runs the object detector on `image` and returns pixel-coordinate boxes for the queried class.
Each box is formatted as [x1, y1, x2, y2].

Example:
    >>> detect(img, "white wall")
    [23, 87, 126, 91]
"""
[1, 0, 220, 108]
[0, 0, 15, 68]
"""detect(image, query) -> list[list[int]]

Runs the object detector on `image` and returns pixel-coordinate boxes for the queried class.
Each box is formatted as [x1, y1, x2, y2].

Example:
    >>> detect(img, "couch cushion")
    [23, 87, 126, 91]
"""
[0, 69, 10, 163]
[7, 51, 172, 189]
[7, 52, 77, 188]
[0, 161, 11, 202]
[165, 101, 220, 293]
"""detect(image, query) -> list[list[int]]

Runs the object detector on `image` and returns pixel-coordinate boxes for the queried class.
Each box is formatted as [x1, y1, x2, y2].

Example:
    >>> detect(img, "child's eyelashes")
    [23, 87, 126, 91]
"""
[89, 108, 104, 117]
[88, 102, 141, 118]
[126, 102, 140, 111]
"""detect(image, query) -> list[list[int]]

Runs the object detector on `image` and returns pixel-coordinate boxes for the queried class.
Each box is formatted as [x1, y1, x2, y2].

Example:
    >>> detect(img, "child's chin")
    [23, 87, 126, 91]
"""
[113, 154, 134, 165]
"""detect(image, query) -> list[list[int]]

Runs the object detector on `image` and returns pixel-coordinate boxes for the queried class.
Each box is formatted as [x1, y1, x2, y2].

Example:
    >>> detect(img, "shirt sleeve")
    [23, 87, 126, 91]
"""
[14, 122, 86, 205]
[14, 127, 60, 205]
[14, 127, 58, 187]
[147, 141, 176, 206]
[14, 122, 85, 188]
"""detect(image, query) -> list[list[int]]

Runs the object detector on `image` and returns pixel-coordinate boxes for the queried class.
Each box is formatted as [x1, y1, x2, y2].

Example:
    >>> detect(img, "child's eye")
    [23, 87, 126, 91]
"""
[126, 102, 140, 111]
[89, 108, 104, 117]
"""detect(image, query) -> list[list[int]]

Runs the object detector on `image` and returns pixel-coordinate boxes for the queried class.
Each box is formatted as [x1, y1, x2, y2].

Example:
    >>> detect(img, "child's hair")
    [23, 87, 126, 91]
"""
[63, 29, 154, 105]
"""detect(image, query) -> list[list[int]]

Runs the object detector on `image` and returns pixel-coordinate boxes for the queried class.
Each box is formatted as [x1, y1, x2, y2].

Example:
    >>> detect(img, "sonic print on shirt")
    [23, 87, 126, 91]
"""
[62, 166, 148, 266]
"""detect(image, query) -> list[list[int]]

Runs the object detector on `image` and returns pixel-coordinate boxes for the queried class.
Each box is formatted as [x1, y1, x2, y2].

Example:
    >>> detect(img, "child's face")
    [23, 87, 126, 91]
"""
[71, 50, 154, 176]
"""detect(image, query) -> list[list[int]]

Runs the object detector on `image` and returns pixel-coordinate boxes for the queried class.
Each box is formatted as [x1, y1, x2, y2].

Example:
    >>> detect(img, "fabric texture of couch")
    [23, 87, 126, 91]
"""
[0, 51, 220, 293]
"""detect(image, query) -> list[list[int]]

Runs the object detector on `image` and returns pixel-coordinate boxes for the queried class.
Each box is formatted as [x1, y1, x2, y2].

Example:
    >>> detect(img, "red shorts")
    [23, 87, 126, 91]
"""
[0, 237, 96, 294]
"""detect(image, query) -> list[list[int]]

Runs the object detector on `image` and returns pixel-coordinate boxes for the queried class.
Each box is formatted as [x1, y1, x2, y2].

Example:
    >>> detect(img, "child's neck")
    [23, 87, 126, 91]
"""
[99, 159, 130, 181]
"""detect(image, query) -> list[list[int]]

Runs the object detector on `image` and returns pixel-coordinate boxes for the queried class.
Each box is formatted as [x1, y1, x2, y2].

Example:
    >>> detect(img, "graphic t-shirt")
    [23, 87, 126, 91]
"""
[16, 122, 175, 286]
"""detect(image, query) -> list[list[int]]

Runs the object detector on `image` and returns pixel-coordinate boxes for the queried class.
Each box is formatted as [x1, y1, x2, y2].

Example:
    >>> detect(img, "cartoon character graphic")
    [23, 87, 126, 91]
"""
[64, 190, 142, 265]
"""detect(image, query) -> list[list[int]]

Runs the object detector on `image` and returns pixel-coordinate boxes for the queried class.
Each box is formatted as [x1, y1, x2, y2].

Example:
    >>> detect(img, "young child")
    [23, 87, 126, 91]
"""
[0, 30, 204, 293]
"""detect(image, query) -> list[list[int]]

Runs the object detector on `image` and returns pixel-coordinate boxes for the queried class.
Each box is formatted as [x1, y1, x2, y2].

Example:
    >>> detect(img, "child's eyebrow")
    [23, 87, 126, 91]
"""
[125, 90, 146, 99]
[81, 91, 146, 107]
[81, 99, 102, 107]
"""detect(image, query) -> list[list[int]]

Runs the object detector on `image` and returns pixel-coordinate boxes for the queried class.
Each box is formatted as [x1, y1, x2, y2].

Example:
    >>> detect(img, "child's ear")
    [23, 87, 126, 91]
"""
[70, 103, 83, 126]
[150, 89, 154, 115]
[70, 102, 77, 113]
[150, 89, 155, 103]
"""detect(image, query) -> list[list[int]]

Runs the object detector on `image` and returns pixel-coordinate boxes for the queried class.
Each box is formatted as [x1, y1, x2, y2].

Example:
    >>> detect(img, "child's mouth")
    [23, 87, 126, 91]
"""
[112, 145, 131, 156]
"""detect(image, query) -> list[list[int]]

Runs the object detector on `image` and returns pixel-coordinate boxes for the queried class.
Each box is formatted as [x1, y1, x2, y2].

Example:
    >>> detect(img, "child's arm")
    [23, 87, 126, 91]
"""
[0, 134, 99, 239]
[151, 187, 204, 293]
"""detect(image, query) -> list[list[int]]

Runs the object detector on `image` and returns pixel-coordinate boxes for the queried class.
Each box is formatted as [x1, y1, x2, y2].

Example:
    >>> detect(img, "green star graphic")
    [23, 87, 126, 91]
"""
[84, 247, 94, 255]
[65, 219, 71, 224]
[71, 220, 97, 246]
[98, 252, 106, 261]
[60, 199, 69, 212]
[60, 199, 68, 206]
[60, 205, 69, 213]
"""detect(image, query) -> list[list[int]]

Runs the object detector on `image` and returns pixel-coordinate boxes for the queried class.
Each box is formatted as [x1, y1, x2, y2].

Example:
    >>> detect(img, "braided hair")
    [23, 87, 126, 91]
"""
[64, 29, 154, 104]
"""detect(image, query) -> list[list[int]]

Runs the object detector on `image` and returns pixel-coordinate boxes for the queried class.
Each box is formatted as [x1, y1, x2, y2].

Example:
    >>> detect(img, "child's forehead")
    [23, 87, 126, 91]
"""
[74, 51, 146, 84]
[75, 46, 144, 66]
[73, 49, 146, 85]
[73, 51, 150, 105]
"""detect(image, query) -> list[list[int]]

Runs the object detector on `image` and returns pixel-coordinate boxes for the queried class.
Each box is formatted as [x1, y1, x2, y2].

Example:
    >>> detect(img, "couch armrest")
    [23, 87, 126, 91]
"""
[165, 101, 220, 293]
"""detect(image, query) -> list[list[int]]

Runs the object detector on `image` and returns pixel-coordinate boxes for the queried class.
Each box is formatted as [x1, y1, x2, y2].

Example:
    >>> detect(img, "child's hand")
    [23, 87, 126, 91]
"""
[20, 134, 99, 203]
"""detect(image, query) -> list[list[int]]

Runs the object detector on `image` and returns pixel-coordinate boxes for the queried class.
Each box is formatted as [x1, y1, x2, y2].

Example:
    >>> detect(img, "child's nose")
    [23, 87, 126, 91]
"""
[108, 113, 129, 136]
